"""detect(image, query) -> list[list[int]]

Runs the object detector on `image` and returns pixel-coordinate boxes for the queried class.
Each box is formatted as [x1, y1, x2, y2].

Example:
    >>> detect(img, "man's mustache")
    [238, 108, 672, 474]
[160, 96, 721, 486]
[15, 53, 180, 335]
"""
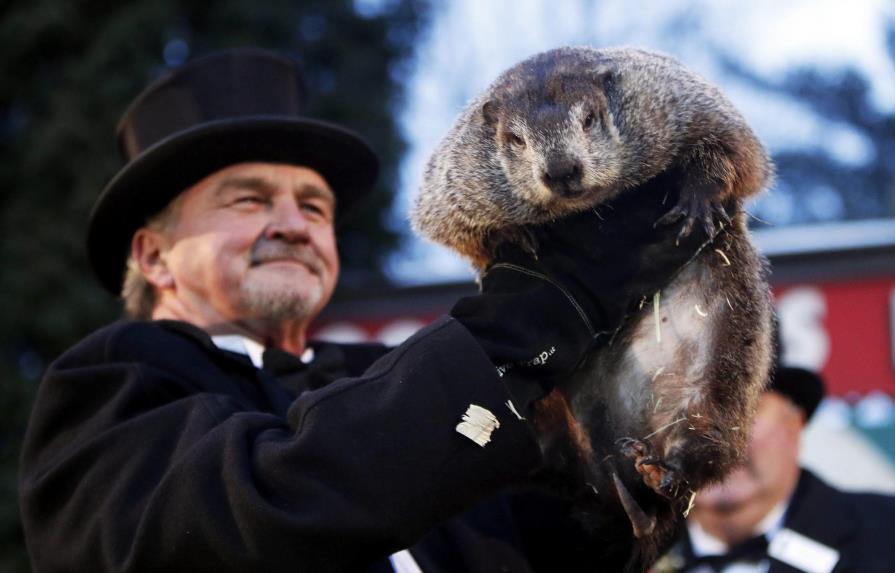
[249, 239, 324, 275]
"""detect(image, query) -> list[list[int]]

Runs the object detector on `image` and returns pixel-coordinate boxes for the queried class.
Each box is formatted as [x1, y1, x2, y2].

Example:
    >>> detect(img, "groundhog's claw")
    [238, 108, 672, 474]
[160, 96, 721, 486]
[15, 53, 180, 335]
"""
[617, 437, 684, 499]
[655, 188, 729, 241]
[616, 437, 648, 457]
[654, 205, 687, 228]
[705, 199, 731, 234]
[611, 471, 657, 539]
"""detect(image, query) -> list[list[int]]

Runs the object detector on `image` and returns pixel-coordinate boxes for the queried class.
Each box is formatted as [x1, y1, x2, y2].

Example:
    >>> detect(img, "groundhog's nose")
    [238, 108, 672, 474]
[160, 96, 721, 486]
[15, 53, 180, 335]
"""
[542, 159, 583, 197]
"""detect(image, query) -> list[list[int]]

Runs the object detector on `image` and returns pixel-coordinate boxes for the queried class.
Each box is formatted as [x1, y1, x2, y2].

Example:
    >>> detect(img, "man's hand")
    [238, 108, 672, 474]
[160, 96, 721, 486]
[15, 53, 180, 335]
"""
[451, 174, 718, 413]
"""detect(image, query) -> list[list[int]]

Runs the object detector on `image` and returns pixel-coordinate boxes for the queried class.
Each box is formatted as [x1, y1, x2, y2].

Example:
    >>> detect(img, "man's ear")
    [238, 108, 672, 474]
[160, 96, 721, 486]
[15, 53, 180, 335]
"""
[131, 229, 174, 290]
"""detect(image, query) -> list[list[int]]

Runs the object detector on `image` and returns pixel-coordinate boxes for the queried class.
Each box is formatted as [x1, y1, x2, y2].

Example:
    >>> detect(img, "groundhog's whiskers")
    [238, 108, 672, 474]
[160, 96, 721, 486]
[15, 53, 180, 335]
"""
[746, 211, 773, 226]
[642, 416, 687, 440]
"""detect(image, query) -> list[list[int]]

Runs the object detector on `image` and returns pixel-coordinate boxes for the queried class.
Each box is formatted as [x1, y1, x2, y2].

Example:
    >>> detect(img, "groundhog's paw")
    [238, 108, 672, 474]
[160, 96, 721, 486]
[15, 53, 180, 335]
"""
[617, 437, 685, 498]
[702, 199, 732, 235]
[655, 192, 730, 241]
[616, 437, 657, 481]
[637, 457, 686, 498]
[616, 436, 649, 459]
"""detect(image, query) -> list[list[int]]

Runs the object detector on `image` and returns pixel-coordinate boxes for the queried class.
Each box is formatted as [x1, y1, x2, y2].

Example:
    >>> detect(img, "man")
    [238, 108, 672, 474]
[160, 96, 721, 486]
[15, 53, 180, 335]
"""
[19, 49, 707, 572]
[655, 366, 895, 573]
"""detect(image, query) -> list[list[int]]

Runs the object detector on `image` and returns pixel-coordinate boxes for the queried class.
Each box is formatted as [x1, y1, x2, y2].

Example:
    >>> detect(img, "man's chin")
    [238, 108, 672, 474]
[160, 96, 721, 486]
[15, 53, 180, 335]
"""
[696, 472, 760, 510]
[240, 280, 324, 323]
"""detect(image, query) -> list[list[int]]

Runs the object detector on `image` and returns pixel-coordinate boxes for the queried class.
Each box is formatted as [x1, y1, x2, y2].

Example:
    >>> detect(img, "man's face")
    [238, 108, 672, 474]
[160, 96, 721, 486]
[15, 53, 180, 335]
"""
[695, 391, 804, 511]
[156, 162, 339, 326]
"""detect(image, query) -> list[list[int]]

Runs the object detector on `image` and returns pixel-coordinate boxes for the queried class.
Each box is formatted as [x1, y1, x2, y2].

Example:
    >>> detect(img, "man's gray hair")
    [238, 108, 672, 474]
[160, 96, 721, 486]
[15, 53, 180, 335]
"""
[120, 198, 182, 319]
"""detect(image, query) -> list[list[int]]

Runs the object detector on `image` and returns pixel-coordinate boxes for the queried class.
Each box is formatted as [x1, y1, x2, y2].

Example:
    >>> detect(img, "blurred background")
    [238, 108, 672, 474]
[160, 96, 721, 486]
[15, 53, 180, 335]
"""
[2, 0, 894, 570]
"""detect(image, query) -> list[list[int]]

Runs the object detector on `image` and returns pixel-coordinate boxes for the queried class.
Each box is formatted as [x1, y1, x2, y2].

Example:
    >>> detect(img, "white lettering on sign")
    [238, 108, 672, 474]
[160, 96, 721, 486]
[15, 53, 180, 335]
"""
[777, 287, 830, 371]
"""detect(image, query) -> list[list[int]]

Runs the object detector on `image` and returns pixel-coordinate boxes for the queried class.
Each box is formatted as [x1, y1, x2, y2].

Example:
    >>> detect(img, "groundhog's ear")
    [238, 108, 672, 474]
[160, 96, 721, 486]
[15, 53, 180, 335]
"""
[482, 100, 501, 127]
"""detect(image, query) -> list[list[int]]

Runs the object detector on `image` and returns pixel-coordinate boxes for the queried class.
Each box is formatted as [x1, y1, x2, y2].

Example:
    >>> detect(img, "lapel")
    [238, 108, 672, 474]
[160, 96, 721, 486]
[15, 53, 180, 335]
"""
[155, 320, 295, 417]
[767, 470, 856, 573]
[155, 319, 256, 370]
[269, 342, 352, 395]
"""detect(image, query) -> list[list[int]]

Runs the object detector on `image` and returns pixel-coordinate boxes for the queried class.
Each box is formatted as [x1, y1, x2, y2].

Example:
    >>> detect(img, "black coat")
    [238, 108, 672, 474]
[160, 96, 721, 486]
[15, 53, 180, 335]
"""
[663, 469, 895, 573]
[19, 317, 575, 572]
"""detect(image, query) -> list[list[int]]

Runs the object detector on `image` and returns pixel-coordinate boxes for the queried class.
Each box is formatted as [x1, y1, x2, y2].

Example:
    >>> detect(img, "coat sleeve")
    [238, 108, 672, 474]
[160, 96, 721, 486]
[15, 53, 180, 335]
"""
[19, 316, 542, 573]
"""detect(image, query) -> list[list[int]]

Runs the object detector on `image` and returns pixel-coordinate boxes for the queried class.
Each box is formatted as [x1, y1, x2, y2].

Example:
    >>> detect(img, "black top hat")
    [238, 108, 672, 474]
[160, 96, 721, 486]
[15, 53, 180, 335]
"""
[768, 366, 826, 422]
[87, 48, 379, 295]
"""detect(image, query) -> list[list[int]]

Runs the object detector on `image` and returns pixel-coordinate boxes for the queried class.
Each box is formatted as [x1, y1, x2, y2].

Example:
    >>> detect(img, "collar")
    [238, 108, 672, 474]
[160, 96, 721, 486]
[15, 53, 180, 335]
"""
[210, 334, 315, 367]
[688, 498, 789, 557]
[778, 469, 857, 550]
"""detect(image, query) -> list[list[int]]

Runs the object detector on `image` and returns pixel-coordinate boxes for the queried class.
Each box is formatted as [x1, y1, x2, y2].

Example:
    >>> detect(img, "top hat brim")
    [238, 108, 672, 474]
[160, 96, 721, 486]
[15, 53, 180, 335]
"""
[769, 366, 826, 422]
[87, 116, 379, 295]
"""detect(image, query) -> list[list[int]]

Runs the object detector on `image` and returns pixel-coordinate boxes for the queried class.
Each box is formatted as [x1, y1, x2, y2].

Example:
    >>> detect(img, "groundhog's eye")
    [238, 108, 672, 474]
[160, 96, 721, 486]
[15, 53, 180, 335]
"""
[505, 132, 526, 148]
[583, 112, 597, 131]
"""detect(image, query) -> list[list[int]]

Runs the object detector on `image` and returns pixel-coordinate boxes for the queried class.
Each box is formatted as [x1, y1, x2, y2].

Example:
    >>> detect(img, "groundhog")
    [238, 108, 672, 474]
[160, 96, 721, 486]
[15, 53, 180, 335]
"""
[412, 46, 774, 570]
[413, 46, 772, 268]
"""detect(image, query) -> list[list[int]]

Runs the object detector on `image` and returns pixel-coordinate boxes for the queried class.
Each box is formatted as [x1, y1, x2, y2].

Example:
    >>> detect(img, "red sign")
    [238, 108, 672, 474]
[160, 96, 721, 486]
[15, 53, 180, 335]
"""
[775, 278, 895, 397]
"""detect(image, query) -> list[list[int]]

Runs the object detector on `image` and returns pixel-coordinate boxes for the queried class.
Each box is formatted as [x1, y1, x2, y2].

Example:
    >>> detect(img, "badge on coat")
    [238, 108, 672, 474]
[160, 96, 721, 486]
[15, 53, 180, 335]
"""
[768, 528, 839, 573]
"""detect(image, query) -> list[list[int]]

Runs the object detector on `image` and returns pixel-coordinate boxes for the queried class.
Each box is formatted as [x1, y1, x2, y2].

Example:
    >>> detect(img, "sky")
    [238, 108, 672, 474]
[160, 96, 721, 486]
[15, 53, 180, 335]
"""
[385, 0, 895, 283]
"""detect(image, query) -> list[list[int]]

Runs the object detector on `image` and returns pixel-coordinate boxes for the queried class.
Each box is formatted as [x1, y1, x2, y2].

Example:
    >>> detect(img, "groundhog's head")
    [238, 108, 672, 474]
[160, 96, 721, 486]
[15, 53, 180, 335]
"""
[482, 47, 627, 219]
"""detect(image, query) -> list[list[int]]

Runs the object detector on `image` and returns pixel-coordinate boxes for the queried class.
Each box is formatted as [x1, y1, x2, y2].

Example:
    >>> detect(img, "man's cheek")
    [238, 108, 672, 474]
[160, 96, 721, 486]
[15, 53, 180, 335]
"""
[748, 427, 774, 451]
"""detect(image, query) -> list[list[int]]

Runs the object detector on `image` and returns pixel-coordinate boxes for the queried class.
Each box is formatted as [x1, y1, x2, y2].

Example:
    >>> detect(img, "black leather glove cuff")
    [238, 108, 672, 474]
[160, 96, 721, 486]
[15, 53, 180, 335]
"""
[451, 261, 597, 413]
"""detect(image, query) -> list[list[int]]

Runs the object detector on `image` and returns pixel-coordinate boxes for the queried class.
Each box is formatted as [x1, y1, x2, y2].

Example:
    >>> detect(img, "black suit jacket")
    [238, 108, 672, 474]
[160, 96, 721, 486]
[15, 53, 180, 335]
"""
[665, 469, 895, 573]
[19, 317, 563, 572]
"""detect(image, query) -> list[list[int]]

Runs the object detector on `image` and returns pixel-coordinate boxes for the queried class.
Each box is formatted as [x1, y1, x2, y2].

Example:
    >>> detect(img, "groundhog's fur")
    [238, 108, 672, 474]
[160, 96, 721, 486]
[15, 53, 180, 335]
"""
[412, 46, 774, 571]
[413, 46, 772, 268]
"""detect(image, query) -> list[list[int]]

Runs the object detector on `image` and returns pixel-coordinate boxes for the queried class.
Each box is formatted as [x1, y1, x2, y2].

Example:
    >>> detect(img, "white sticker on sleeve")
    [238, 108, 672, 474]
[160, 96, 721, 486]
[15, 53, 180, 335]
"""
[455, 404, 500, 447]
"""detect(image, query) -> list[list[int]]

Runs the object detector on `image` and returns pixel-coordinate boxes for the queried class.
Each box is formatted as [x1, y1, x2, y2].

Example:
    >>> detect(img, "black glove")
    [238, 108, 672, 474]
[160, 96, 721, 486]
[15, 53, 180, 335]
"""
[451, 171, 720, 413]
